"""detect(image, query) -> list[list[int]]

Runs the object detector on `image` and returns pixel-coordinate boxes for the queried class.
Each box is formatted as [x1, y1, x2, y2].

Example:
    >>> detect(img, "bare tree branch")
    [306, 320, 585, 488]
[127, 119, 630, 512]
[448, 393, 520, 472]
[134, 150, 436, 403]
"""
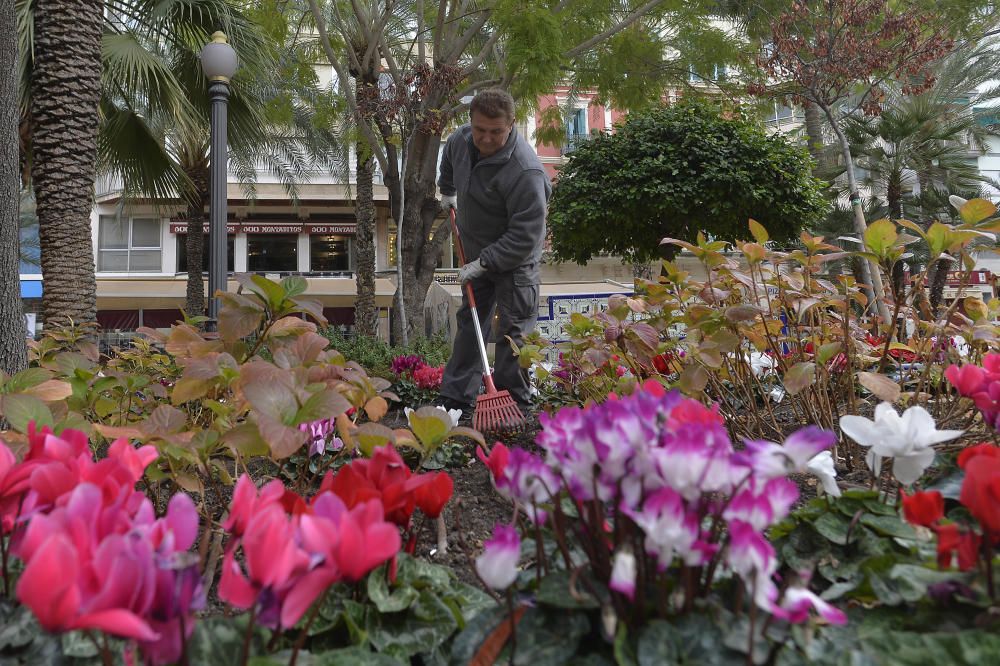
[460, 28, 501, 78]
[443, 8, 493, 64]
[565, 0, 665, 59]
[433, 0, 448, 59]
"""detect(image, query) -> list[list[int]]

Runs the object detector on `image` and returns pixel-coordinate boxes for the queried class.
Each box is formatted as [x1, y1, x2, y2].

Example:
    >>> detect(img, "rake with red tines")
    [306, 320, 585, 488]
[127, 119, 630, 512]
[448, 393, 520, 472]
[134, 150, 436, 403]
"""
[448, 208, 526, 434]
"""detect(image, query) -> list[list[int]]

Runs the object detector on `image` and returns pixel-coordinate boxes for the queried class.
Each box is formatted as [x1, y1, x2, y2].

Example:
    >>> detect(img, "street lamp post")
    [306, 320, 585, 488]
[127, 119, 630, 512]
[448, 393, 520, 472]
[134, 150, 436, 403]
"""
[200, 31, 238, 329]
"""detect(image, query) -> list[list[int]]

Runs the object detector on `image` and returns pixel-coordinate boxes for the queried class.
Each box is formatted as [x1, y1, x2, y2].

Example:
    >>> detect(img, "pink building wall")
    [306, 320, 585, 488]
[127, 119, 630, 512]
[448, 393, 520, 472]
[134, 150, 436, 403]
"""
[533, 87, 630, 181]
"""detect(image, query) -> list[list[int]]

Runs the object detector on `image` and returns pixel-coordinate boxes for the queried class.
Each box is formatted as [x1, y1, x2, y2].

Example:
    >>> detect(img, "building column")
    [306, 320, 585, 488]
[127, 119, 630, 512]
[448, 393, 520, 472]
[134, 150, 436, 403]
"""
[297, 233, 310, 273]
[234, 233, 247, 272]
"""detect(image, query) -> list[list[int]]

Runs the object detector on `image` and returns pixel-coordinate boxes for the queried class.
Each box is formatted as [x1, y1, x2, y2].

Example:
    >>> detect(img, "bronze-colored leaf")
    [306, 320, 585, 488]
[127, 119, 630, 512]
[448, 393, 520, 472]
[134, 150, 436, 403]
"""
[142, 405, 188, 436]
[23, 379, 73, 402]
[784, 362, 816, 395]
[857, 372, 901, 403]
[678, 364, 709, 394]
[171, 378, 211, 405]
[268, 316, 316, 339]
[364, 396, 389, 422]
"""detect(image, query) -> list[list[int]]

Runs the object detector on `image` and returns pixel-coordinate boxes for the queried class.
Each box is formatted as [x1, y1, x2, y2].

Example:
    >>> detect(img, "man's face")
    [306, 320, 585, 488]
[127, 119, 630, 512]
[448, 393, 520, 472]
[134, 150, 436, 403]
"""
[471, 111, 513, 158]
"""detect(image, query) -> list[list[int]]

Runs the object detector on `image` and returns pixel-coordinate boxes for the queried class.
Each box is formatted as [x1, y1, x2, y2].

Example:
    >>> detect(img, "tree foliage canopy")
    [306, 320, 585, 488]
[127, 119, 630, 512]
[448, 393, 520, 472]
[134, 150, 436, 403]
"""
[547, 100, 829, 264]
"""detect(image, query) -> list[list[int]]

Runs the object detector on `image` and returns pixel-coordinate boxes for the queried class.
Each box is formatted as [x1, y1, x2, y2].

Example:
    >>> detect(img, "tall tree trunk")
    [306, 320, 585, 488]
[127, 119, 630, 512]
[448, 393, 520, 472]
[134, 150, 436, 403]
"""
[182, 163, 209, 320]
[803, 102, 830, 173]
[395, 127, 449, 342]
[353, 145, 378, 337]
[30, 0, 102, 328]
[0, 0, 28, 374]
[823, 105, 891, 325]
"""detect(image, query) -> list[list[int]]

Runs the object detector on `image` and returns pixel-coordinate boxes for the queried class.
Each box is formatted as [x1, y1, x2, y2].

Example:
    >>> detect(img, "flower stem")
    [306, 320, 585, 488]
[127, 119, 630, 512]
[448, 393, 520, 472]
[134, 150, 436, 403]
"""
[241, 606, 257, 666]
[747, 578, 757, 666]
[289, 589, 329, 666]
[984, 534, 996, 601]
[506, 590, 517, 664]
[1, 534, 8, 597]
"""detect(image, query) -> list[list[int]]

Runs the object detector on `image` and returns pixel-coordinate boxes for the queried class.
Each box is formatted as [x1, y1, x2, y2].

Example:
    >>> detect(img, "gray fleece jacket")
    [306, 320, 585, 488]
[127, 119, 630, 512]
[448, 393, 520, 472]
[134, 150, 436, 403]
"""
[438, 124, 551, 281]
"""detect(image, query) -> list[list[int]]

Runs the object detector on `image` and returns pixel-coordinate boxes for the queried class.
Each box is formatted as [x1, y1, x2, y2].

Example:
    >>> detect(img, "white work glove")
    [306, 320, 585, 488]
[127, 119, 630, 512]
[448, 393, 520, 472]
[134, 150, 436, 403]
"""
[458, 258, 486, 283]
[441, 194, 457, 211]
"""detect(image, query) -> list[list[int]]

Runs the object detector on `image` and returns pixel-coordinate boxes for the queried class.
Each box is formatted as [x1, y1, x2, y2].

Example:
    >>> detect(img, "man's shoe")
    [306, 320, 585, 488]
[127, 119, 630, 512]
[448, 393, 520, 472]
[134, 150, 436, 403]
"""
[438, 396, 474, 424]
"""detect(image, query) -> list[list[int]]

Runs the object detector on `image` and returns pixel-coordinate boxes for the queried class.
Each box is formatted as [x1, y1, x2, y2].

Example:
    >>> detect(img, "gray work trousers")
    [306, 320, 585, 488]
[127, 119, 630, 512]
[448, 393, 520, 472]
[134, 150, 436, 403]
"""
[439, 267, 539, 407]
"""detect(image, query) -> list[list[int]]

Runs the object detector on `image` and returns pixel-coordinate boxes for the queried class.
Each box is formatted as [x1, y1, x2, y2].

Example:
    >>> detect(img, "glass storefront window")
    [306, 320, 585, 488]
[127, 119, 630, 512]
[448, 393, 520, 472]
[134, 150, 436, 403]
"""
[176, 235, 235, 274]
[310, 235, 352, 272]
[247, 234, 297, 272]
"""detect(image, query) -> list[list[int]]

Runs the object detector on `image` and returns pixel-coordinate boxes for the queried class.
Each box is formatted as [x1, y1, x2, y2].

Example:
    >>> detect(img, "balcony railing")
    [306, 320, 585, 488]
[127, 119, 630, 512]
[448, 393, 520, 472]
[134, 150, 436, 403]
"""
[561, 133, 591, 155]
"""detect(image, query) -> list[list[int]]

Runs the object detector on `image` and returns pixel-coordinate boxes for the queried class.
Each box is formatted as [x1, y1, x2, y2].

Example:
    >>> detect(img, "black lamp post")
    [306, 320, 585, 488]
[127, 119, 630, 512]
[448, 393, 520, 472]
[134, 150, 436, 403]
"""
[200, 31, 238, 328]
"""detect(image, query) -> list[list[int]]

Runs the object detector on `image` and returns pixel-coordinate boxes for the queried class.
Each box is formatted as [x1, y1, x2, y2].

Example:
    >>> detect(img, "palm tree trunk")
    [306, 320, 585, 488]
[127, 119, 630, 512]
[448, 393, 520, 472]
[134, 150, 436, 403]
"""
[30, 0, 102, 329]
[0, 0, 28, 374]
[928, 257, 953, 317]
[353, 145, 378, 338]
[182, 163, 209, 320]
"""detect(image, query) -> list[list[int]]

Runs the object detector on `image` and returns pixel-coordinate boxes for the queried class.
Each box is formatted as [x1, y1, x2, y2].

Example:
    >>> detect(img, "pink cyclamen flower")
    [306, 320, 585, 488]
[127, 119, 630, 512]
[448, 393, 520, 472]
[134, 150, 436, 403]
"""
[17, 531, 160, 641]
[609, 548, 637, 600]
[282, 494, 400, 629]
[945, 363, 986, 397]
[15, 484, 169, 643]
[475, 524, 520, 590]
[300, 419, 337, 457]
[222, 474, 285, 538]
[0, 440, 38, 533]
[476, 443, 510, 482]
[218, 503, 311, 628]
[779, 586, 848, 625]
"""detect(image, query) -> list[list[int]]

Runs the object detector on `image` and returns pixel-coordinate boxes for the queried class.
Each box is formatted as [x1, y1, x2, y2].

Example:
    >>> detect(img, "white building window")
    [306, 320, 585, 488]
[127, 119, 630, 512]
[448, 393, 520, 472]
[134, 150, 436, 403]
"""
[689, 64, 728, 84]
[98, 216, 161, 272]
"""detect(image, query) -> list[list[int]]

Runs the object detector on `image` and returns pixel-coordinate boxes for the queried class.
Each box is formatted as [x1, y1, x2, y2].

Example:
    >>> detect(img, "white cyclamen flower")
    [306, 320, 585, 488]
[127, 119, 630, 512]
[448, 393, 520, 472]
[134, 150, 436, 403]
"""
[806, 451, 841, 498]
[839, 403, 963, 485]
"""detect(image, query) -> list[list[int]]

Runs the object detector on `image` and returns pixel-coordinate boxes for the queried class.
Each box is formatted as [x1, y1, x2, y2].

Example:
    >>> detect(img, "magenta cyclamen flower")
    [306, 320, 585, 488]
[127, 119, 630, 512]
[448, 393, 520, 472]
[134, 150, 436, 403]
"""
[726, 520, 780, 612]
[390, 354, 425, 377]
[495, 449, 558, 523]
[482, 386, 839, 622]
[778, 586, 848, 625]
[475, 524, 520, 590]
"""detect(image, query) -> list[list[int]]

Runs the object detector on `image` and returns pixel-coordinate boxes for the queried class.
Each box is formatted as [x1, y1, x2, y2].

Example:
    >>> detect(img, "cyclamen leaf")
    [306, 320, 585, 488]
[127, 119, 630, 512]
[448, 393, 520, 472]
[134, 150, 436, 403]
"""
[783, 362, 816, 395]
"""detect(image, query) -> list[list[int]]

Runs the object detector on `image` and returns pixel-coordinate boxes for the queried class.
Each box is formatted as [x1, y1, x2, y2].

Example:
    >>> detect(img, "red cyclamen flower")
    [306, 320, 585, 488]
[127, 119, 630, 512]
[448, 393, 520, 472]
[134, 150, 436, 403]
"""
[900, 490, 944, 528]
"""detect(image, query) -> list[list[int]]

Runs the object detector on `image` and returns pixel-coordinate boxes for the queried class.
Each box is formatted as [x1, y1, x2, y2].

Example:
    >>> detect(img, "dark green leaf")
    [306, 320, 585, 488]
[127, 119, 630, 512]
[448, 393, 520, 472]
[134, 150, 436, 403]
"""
[859, 514, 917, 540]
[367, 567, 419, 613]
[368, 589, 457, 658]
[536, 570, 602, 609]
[812, 512, 852, 545]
